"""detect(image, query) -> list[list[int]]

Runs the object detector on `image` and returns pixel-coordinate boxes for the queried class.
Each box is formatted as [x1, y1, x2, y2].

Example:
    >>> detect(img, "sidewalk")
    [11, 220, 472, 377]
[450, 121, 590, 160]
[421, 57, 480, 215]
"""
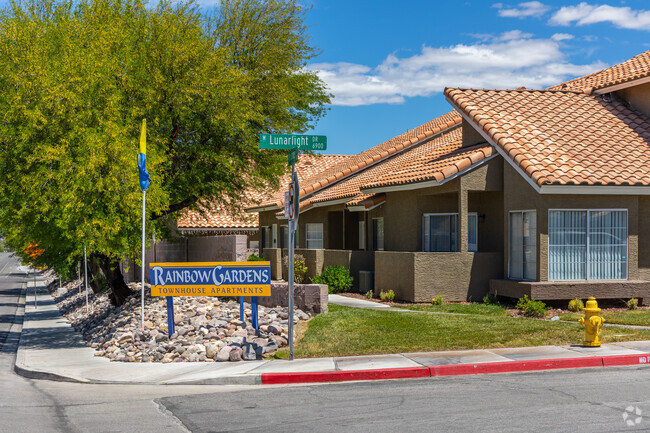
[13, 280, 650, 386]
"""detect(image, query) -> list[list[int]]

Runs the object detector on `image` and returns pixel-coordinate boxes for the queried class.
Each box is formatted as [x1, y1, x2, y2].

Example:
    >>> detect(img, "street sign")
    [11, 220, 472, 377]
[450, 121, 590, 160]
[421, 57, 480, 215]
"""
[288, 148, 299, 166]
[259, 134, 327, 150]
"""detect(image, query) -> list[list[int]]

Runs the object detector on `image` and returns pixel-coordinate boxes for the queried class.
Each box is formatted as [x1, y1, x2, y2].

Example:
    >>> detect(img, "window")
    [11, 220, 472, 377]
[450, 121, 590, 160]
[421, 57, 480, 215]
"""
[509, 211, 536, 280]
[261, 227, 271, 249]
[306, 223, 323, 249]
[280, 225, 288, 249]
[359, 221, 366, 250]
[549, 210, 627, 281]
[423, 214, 458, 252]
[372, 218, 384, 251]
[468, 213, 478, 252]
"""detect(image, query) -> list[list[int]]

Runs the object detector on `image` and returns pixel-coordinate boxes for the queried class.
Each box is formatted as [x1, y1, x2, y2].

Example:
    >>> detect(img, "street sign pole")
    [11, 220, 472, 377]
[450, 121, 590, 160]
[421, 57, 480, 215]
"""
[287, 164, 297, 360]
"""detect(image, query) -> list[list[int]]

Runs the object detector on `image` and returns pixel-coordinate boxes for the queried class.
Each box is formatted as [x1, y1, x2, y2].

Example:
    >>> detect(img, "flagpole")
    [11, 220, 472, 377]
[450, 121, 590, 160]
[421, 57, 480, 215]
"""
[141, 189, 146, 331]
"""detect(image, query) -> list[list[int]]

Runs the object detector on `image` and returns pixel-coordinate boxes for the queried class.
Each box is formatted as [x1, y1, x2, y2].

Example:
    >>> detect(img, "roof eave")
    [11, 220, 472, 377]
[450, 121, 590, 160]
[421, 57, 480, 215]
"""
[593, 75, 650, 95]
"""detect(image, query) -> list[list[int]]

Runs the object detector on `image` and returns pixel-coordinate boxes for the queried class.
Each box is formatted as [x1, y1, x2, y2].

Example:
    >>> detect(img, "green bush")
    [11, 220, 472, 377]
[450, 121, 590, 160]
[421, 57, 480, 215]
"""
[483, 292, 498, 305]
[627, 298, 639, 310]
[247, 253, 264, 262]
[431, 295, 444, 306]
[567, 298, 584, 312]
[282, 254, 308, 283]
[365, 290, 374, 300]
[516, 295, 549, 318]
[380, 290, 395, 302]
[311, 265, 353, 294]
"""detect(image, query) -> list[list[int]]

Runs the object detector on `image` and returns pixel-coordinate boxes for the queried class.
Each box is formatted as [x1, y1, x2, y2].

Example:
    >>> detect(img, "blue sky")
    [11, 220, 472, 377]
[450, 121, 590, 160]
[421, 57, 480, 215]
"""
[301, 1, 650, 155]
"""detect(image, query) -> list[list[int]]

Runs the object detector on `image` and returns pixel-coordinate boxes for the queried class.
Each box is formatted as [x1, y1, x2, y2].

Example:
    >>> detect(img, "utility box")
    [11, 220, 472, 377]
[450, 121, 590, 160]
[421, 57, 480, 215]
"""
[359, 270, 374, 293]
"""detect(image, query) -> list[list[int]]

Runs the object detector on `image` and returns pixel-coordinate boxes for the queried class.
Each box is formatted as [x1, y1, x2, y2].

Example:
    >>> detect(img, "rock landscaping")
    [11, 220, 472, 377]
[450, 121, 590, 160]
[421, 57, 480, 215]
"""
[47, 277, 312, 363]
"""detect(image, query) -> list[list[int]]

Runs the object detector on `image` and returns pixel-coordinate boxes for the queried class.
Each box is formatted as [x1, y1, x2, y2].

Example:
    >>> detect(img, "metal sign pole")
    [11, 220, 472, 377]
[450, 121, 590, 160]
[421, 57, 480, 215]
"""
[288, 166, 299, 360]
[141, 189, 146, 331]
[84, 245, 89, 313]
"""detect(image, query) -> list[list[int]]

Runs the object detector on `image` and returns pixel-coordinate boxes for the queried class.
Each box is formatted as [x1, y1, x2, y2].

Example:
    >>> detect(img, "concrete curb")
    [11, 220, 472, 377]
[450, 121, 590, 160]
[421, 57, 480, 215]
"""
[260, 353, 650, 385]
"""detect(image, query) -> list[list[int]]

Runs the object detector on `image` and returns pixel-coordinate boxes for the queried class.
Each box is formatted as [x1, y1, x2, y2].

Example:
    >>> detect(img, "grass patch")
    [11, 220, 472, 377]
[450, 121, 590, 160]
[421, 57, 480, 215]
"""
[276, 304, 650, 358]
[560, 310, 650, 327]
[397, 303, 508, 316]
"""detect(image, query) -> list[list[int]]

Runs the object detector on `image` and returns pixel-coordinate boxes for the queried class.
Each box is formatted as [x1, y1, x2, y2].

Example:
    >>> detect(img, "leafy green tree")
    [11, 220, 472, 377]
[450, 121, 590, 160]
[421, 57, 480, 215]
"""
[0, 0, 329, 305]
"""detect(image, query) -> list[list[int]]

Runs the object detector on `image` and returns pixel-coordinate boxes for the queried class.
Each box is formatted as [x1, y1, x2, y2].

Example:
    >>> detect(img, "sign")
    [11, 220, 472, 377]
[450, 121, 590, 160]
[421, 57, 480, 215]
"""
[259, 134, 327, 150]
[288, 148, 299, 166]
[150, 261, 271, 297]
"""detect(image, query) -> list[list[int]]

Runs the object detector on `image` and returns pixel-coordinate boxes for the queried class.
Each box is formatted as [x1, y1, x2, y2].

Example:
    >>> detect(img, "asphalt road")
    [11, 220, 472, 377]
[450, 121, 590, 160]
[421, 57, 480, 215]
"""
[159, 364, 650, 433]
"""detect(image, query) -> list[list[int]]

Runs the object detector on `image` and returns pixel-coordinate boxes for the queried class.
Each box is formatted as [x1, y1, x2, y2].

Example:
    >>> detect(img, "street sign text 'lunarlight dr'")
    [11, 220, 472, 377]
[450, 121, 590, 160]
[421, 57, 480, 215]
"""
[259, 134, 327, 150]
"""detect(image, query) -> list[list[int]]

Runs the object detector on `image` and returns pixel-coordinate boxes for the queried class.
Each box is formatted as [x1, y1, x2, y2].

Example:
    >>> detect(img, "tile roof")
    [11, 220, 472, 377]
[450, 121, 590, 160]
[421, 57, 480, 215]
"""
[305, 125, 494, 207]
[254, 111, 462, 209]
[445, 87, 650, 187]
[549, 50, 650, 92]
[177, 154, 348, 229]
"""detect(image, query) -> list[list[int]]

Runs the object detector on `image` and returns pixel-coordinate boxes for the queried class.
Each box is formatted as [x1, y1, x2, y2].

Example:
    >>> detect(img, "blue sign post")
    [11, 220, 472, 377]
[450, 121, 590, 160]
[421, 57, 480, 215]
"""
[150, 261, 271, 336]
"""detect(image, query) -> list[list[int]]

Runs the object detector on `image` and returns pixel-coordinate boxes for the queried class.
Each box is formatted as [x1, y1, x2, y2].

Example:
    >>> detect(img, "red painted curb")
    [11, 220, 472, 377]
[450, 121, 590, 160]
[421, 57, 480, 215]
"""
[261, 366, 430, 385]
[431, 356, 603, 377]
[602, 353, 650, 367]
[259, 353, 650, 385]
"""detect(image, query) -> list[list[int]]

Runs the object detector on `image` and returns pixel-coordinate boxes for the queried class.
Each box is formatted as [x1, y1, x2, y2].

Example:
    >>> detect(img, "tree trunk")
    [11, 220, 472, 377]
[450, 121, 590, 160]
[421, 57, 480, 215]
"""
[87, 256, 103, 294]
[98, 254, 133, 306]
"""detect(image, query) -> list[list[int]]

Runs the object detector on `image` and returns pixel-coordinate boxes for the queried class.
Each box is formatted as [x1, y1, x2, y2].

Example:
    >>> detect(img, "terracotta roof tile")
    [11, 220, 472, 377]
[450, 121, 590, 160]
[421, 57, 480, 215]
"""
[306, 126, 494, 204]
[549, 50, 650, 92]
[444, 87, 650, 187]
[255, 111, 462, 208]
[177, 154, 348, 229]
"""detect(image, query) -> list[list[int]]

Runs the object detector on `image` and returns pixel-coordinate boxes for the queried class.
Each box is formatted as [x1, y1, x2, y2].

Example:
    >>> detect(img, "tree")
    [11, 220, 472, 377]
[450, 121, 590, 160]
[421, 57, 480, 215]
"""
[0, 0, 330, 305]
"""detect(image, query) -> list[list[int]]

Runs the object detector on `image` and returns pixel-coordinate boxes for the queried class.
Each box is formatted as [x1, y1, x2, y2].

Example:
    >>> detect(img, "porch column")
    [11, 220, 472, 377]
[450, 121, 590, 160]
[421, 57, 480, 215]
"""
[458, 184, 468, 253]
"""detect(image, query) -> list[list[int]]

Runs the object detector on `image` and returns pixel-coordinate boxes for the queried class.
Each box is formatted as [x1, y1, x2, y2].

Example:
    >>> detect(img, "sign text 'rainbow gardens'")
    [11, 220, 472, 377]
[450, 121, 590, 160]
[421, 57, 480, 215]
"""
[149, 262, 271, 297]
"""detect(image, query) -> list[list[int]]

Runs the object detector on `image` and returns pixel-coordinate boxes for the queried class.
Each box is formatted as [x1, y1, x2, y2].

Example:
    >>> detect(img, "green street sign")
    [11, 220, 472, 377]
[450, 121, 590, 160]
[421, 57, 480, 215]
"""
[259, 134, 327, 150]
[288, 148, 299, 166]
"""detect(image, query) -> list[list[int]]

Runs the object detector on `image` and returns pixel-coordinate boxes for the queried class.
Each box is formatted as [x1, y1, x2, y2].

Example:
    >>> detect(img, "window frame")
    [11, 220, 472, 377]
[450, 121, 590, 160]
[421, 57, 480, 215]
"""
[508, 210, 537, 281]
[372, 217, 384, 251]
[305, 223, 324, 249]
[359, 221, 366, 250]
[548, 208, 628, 281]
[468, 212, 478, 253]
[422, 213, 459, 252]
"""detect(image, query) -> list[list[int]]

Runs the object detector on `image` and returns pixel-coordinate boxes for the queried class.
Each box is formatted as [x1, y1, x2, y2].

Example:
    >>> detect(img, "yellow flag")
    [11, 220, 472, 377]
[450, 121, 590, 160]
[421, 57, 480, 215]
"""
[139, 119, 146, 155]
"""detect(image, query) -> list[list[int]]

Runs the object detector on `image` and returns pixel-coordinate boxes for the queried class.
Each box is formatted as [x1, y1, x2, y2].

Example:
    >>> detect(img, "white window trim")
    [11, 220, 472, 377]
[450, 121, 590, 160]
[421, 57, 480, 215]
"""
[508, 210, 537, 281]
[547, 208, 629, 281]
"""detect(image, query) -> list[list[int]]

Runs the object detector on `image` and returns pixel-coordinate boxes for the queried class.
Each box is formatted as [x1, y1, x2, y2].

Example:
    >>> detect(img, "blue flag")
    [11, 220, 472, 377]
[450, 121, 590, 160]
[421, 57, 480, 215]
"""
[137, 119, 150, 191]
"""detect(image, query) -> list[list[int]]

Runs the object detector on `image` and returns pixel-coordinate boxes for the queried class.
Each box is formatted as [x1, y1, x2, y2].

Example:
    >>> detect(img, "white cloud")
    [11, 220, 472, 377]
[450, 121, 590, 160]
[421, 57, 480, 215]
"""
[549, 2, 650, 30]
[551, 33, 574, 41]
[308, 37, 605, 106]
[469, 30, 534, 42]
[494, 1, 551, 18]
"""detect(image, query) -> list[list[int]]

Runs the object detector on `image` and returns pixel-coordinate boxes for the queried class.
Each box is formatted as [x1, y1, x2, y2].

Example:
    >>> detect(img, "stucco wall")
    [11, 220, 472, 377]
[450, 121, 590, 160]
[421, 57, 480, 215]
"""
[502, 162, 640, 282]
[616, 81, 650, 119]
[322, 249, 374, 289]
[375, 251, 502, 302]
[262, 248, 282, 280]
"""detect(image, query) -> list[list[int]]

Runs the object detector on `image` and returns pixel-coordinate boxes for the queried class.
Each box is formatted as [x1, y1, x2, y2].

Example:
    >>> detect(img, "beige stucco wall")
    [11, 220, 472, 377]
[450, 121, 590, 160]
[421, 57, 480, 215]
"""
[502, 162, 640, 282]
[375, 251, 502, 302]
[616, 81, 650, 119]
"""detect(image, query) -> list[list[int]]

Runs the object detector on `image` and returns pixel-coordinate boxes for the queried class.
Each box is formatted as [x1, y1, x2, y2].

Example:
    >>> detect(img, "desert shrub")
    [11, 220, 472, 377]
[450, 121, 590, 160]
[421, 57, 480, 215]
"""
[483, 292, 498, 305]
[431, 295, 444, 306]
[627, 298, 639, 310]
[365, 290, 374, 299]
[247, 253, 264, 261]
[311, 265, 353, 294]
[516, 295, 549, 318]
[282, 254, 308, 283]
[380, 290, 395, 302]
[567, 298, 584, 312]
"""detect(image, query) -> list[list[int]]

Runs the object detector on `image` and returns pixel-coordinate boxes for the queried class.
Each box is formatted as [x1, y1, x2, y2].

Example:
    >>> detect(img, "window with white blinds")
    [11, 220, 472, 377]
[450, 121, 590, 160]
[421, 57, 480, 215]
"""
[549, 210, 627, 280]
[509, 211, 536, 280]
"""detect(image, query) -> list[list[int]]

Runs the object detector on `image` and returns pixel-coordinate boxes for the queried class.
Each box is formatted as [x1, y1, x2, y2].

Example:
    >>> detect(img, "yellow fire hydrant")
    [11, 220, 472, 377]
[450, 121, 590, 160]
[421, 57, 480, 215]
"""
[579, 297, 605, 347]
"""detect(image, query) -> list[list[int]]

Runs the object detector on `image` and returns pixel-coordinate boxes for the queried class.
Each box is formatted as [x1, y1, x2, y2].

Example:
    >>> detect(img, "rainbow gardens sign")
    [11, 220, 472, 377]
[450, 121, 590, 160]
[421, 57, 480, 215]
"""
[150, 262, 271, 297]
